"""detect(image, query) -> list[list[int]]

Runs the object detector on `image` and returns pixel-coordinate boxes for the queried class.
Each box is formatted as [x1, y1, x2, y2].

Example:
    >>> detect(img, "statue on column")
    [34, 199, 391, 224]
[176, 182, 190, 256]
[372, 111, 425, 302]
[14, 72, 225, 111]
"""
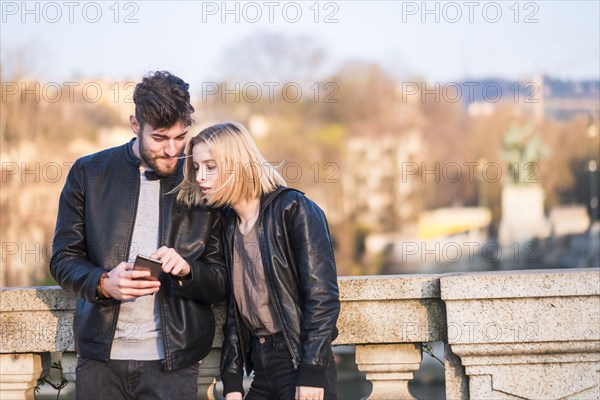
[498, 122, 552, 247]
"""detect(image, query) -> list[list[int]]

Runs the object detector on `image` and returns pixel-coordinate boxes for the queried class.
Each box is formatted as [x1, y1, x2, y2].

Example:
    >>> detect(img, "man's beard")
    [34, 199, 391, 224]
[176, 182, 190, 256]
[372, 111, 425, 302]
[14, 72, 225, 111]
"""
[139, 137, 180, 177]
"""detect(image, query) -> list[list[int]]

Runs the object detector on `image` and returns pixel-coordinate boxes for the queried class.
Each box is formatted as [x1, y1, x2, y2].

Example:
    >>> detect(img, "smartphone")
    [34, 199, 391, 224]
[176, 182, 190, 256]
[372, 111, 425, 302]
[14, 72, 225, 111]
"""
[133, 255, 162, 281]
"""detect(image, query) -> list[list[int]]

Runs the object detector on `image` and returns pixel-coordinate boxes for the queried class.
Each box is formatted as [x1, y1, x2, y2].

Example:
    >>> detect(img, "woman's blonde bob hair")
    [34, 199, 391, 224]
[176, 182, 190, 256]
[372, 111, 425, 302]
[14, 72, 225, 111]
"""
[177, 121, 287, 208]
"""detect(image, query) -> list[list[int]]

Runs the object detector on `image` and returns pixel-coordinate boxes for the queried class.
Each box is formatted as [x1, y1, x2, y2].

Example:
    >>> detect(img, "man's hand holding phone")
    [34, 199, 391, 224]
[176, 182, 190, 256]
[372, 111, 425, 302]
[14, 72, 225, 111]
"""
[103, 262, 161, 300]
[102, 247, 189, 300]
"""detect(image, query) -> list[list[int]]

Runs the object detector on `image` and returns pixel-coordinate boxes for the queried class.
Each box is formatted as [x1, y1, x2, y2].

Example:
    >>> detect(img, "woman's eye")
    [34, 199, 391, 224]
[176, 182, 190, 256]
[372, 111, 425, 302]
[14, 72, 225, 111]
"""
[206, 165, 216, 172]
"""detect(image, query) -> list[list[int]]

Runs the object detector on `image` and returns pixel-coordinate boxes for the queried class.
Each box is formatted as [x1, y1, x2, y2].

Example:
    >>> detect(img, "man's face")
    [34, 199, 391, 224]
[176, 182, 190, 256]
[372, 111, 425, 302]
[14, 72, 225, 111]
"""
[131, 117, 188, 177]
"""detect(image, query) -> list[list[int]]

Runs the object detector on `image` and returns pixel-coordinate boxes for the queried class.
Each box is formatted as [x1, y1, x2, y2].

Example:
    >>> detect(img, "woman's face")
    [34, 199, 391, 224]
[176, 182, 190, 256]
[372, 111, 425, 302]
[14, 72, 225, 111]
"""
[192, 141, 219, 202]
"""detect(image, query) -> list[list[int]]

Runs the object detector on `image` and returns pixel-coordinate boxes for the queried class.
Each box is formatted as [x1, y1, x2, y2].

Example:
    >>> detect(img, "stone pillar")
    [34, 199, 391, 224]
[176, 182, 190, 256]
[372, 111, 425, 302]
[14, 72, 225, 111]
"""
[442, 268, 600, 399]
[355, 343, 421, 400]
[197, 348, 221, 400]
[60, 352, 78, 387]
[444, 342, 469, 400]
[498, 184, 550, 245]
[0, 353, 49, 400]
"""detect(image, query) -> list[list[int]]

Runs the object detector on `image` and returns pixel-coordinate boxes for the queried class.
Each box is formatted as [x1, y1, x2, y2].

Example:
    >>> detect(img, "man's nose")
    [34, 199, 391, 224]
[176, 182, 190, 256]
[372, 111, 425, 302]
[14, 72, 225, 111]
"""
[164, 140, 178, 157]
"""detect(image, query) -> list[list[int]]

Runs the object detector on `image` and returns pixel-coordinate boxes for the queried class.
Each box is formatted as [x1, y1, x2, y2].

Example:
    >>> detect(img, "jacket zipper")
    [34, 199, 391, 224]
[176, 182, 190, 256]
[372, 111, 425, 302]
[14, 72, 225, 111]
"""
[157, 180, 172, 371]
[226, 225, 250, 372]
[106, 167, 141, 361]
[257, 222, 299, 370]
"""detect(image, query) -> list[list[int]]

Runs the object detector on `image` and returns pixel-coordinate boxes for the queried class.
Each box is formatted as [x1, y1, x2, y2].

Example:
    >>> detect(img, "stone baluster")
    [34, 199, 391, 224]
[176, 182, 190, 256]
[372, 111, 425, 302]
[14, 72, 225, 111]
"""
[355, 343, 421, 400]
[0, 353, 50, 400]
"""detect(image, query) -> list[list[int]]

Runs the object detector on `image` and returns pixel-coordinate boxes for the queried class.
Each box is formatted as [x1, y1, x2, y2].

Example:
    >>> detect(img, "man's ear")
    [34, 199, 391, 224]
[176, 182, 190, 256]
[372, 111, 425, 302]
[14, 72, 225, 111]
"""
[130, 115, 140, 134]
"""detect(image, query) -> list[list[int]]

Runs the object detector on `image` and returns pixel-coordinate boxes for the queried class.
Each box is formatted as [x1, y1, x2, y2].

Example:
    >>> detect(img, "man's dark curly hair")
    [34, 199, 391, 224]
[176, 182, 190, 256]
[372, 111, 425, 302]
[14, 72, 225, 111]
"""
[133, 71, 195, 129]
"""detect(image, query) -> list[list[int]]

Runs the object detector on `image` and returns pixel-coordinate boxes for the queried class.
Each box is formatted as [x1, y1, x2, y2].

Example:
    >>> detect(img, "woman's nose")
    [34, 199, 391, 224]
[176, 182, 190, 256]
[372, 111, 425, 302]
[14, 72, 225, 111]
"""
[196, 169, 206, 183]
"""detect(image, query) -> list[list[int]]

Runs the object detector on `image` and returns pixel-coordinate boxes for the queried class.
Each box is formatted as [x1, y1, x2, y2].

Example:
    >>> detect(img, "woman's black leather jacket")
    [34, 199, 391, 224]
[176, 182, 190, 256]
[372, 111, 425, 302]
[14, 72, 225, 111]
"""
[220, 187, 340, 394]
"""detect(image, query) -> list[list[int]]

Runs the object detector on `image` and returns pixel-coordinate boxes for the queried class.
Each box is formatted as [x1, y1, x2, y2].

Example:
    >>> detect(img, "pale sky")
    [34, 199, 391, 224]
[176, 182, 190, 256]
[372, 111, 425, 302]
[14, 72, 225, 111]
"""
[1, 0, 599, 89]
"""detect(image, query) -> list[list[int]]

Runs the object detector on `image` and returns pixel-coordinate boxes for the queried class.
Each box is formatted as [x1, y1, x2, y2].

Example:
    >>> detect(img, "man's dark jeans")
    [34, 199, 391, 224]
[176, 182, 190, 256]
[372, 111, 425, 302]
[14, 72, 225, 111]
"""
[246, 333, 337, 400]
[75, 356, 199, 400]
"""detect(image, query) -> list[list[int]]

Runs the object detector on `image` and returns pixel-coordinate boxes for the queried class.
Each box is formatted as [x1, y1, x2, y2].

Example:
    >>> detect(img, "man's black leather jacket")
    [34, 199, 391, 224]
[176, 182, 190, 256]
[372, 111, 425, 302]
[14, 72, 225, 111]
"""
[220, 187, 340, 394]
[50, 139, 227, 371]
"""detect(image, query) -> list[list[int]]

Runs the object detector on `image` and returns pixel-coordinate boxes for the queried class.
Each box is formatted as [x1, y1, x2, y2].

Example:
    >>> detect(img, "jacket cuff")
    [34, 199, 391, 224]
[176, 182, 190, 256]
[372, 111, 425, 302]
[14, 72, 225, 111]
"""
[221, 372, 244, 396]
[173, 258, 195, 287]
[296, 363, 326, 388]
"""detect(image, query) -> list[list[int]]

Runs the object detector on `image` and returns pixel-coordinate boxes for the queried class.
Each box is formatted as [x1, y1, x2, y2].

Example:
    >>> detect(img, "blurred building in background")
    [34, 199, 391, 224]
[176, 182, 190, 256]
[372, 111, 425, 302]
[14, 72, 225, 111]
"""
[343, 130, 422, 232]
[1, 71, 599, 286]
[466, 74, 600, 122]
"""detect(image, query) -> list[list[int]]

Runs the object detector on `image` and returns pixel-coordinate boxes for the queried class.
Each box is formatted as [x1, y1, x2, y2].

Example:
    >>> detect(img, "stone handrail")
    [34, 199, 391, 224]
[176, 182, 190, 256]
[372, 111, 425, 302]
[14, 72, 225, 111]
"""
[1, 269, 598, 399]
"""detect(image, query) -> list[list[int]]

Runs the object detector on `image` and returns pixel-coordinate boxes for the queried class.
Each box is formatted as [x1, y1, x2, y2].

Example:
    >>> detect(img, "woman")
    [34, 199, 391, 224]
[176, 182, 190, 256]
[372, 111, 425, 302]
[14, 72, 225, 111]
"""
[177, 122, 340, 400]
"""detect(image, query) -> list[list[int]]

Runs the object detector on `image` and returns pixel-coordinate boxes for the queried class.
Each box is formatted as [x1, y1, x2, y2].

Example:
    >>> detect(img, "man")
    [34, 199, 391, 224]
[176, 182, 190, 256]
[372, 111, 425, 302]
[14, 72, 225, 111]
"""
[50, 71, 227, 399]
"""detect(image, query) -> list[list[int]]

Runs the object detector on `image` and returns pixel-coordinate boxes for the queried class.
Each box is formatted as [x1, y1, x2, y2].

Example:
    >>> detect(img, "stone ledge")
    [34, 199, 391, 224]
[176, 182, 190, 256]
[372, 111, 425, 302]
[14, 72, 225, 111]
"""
[335, 298, 445, 344]
[441, 268, 600, 299]
[451, 341, 600, 358]
[336, 275, 446, 344]
[1, 276, 448, 352]
[0, 286, 78, 312]
[338, 274, 442, 301]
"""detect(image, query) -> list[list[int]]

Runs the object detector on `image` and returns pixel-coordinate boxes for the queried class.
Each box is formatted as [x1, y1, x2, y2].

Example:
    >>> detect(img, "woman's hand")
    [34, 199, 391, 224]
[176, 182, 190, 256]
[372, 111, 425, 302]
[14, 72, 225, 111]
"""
[225, 392, 243, 400]
[295, 386, 324, 400]
[151, 246, 191, 277]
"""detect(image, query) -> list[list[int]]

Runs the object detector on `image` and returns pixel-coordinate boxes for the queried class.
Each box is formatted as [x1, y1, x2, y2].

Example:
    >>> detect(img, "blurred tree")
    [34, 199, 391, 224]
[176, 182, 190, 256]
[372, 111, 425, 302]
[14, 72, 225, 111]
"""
[536, 116, 599, 209]
[3, 38, 596, 281]
[1, 62, 123, 286]
[215, 31, 327, 85]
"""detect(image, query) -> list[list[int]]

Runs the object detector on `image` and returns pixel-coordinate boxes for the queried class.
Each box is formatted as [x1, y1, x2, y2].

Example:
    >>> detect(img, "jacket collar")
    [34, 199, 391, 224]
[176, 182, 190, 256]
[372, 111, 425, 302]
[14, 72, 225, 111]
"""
[223, 186, 302, 234]
[259, 186, 299, 214]
[125, 138, 142, 167]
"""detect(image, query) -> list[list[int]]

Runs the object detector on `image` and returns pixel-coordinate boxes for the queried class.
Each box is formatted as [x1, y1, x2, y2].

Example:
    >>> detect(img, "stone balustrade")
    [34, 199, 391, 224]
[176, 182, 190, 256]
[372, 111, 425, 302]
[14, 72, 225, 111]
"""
[1, 268, 598, 400]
